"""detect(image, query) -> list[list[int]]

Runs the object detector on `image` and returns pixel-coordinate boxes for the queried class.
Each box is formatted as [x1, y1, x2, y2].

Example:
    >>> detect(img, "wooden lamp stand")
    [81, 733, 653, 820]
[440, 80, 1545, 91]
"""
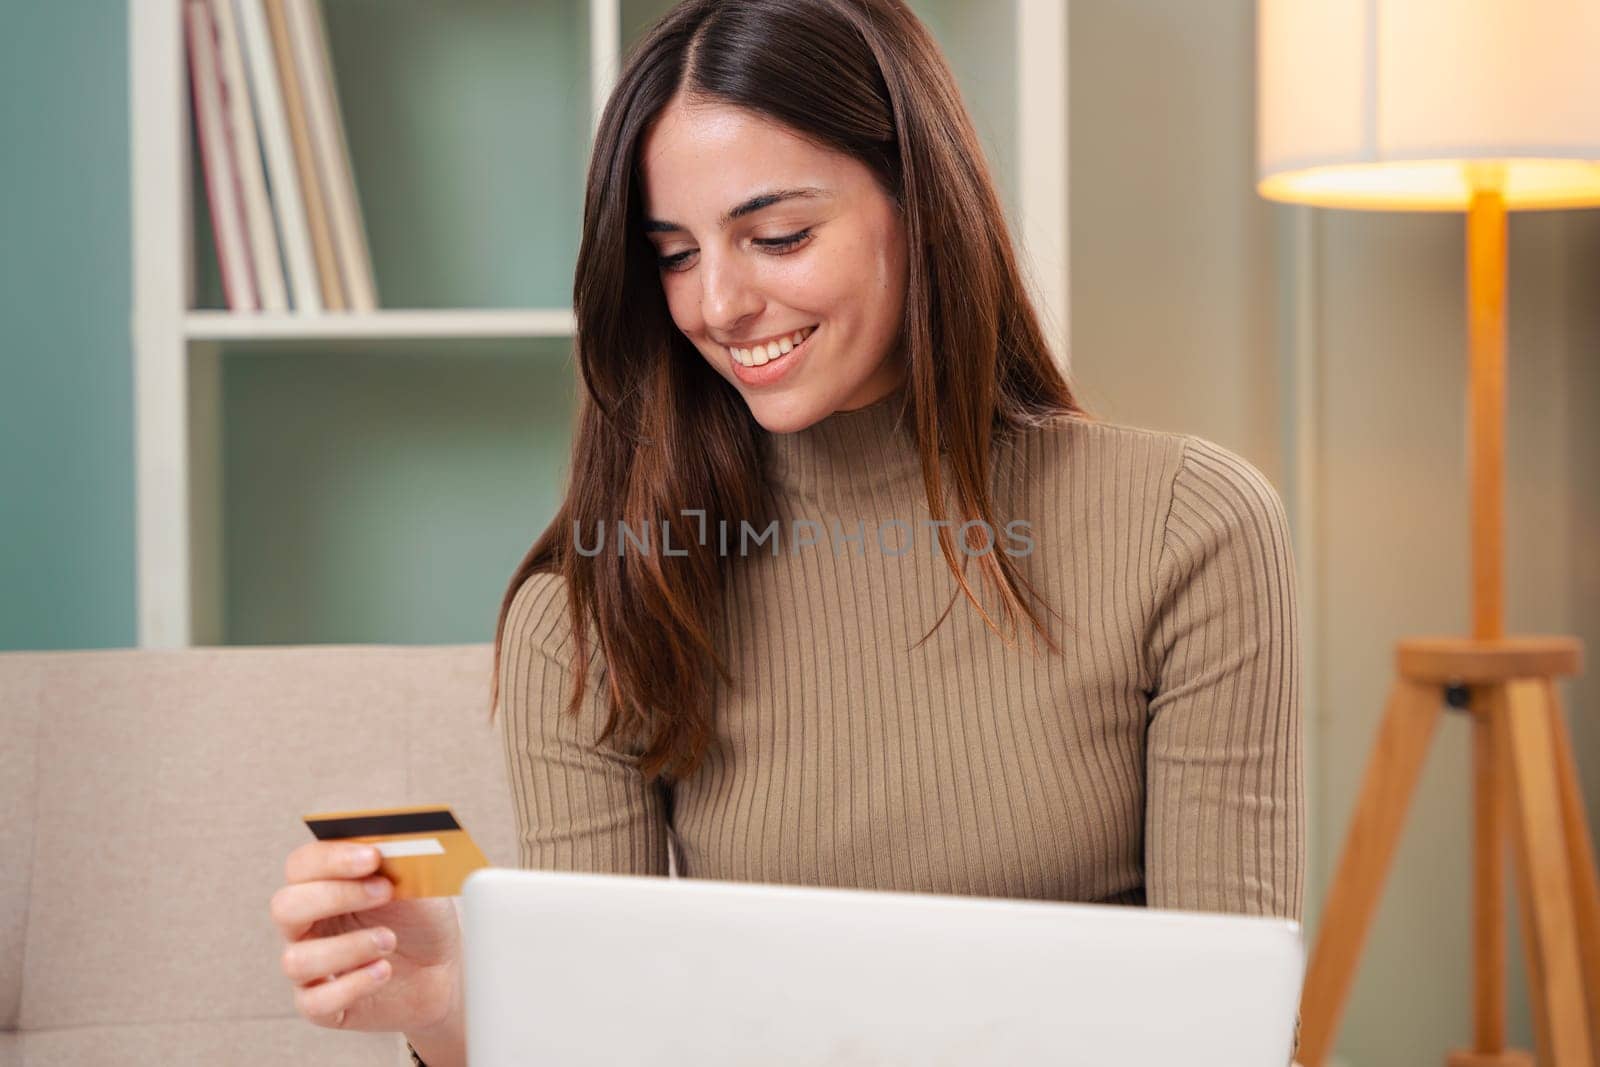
[1294, 184, 1600, 1067]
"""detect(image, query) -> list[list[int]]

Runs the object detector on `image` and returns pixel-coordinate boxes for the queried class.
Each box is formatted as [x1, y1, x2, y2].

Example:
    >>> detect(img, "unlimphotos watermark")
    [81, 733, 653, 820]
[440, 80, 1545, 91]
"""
[574, 511, 1035, 558]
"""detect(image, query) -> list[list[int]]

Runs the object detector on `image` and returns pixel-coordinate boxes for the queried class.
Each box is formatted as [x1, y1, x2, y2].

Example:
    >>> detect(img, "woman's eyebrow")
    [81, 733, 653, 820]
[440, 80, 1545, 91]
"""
[644, 186, 831, 233]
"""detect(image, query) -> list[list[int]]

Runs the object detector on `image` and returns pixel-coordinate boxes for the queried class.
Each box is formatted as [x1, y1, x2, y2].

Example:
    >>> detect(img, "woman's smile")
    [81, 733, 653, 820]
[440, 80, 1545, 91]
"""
[726, 324, 817, 385]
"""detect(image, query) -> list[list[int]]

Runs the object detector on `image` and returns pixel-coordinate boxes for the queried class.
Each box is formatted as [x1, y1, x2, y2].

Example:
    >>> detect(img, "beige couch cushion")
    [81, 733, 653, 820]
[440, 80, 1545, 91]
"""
[0, 644, 516, 1066]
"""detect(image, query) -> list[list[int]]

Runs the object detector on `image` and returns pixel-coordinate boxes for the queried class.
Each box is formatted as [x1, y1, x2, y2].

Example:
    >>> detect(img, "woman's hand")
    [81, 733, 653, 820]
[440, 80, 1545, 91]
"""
[270, 840, 463, 1036]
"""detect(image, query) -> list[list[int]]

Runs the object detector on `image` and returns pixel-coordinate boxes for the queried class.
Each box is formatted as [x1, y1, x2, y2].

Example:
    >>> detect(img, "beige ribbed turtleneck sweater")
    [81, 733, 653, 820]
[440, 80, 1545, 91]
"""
[498, 385, 1304, 923]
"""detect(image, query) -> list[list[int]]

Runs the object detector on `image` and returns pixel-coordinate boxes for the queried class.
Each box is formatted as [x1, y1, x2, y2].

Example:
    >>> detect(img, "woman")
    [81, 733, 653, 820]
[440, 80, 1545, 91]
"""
[269, 1, 1304, 1063]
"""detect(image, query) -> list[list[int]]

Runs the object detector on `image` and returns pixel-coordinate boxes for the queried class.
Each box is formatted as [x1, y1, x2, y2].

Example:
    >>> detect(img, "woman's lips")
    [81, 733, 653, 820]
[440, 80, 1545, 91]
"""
[728, 326, 816, 386]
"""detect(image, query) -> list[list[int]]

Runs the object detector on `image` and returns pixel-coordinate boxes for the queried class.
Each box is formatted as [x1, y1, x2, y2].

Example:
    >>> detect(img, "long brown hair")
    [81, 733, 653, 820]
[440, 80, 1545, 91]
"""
[489, 0, 1090, 784]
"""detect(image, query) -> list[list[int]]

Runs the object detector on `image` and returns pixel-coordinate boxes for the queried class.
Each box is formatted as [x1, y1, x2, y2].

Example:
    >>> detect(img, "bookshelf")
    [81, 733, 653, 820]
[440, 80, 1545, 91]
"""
[130, 0, 1069, 649]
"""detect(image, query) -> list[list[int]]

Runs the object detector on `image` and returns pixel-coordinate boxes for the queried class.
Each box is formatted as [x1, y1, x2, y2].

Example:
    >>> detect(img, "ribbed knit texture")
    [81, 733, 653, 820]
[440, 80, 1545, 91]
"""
[498, 382, 1304, 917]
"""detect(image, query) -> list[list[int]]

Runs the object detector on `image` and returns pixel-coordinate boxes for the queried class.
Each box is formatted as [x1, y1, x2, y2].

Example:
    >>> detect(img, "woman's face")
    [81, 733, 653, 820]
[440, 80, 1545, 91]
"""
[638, 96, 910, 432]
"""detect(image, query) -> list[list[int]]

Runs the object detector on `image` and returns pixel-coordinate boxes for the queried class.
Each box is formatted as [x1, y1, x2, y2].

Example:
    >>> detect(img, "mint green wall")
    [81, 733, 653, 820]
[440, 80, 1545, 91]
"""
[0, 1, 136, 652]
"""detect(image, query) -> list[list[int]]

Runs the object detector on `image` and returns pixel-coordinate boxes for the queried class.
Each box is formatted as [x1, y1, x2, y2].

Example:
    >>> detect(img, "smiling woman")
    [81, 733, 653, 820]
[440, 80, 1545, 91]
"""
[246, 2, 1304, 1063]
[492, 0, 1305, 921]
[494, 0, 1091, 786]
[491, 0, 1300, 890]
[481, 0, 1304, 1061]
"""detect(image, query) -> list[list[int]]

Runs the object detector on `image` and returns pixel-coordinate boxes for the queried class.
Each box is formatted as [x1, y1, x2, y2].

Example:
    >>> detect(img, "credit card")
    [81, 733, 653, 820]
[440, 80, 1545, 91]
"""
[303, 805, 490, 899]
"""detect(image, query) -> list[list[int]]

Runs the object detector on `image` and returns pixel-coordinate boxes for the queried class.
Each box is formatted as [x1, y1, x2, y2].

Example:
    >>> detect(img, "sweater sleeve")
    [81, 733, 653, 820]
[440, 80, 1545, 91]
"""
[497, 571, 672, 875]
[1145, 435, 1304, 918]
[1145, 437, 1306, 1062]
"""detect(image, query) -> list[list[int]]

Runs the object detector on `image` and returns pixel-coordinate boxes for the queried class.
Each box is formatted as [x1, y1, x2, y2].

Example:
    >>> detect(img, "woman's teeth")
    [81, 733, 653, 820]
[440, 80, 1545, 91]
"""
[729, 325, 815, 367]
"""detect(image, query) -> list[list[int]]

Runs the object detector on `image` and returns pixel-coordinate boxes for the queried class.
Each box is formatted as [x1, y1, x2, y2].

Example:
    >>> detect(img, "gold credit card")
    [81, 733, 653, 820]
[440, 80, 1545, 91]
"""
[303, 804, 489, 899]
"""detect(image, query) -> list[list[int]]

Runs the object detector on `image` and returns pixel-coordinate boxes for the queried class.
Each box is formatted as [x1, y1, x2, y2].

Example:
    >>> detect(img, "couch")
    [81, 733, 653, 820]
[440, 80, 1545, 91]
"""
[0, 644, 516, 1066]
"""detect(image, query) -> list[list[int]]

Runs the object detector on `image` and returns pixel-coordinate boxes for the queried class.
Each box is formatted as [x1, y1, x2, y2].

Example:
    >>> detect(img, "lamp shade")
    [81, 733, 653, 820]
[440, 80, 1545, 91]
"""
[1258, 0, 1600, 211]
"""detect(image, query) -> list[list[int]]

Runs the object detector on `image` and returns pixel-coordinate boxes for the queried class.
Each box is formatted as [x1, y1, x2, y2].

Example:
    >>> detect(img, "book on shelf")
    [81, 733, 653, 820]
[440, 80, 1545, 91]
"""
[206, 0, 288, 311]
[185, 0, 258, 312]
[262, 0, 344, 310]
[286, 0, 379, 312]
[227, 0, 319, 312]
[187, 0, 380, 314]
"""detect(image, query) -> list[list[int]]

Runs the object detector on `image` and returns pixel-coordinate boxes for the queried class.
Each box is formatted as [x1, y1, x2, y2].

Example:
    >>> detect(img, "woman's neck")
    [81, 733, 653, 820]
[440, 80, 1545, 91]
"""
[758, 381, 922, 500]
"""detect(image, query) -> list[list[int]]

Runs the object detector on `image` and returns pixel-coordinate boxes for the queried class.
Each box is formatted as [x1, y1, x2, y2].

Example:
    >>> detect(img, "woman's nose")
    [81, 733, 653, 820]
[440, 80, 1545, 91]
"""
[699, 250, 764, 333]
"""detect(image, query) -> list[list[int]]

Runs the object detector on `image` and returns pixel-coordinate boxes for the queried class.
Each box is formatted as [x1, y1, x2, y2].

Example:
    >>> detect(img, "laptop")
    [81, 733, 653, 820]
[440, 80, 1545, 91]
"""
[461, 867, 1304, 1066]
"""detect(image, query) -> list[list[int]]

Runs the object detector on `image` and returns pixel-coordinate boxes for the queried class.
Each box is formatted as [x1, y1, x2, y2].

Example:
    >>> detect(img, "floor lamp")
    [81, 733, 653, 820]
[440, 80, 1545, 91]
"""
[1256, 2, 1600, 1066]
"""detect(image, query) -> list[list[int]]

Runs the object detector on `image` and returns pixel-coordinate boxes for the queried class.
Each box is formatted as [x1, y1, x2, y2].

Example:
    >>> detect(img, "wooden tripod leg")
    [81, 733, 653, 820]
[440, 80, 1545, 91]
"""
[1500, 678, 1594, 1066]
[1543, 679, 1600, 1067]
[1472, 689, 1510, 1052]
[1297, 678, 1444, 1067]
[1448, 689, 1535, 1067]
[1492, 683, 1554, 1067]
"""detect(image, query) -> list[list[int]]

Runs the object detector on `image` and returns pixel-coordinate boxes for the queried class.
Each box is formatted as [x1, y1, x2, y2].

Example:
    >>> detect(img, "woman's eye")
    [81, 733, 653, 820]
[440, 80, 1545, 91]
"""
[754, 227, 814, 252]
[657, 250, 693, 271]
[654, 228, 814, 273]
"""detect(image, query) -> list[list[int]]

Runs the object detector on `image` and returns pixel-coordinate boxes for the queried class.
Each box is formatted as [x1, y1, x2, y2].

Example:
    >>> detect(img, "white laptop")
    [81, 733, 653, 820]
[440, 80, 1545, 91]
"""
[460, 867, 1304, 1066]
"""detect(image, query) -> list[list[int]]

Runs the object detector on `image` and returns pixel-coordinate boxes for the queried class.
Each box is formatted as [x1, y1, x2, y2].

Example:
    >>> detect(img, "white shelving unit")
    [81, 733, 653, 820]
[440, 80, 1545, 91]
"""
[184, 308, 579, 342]
[130, 0, 1069, 649]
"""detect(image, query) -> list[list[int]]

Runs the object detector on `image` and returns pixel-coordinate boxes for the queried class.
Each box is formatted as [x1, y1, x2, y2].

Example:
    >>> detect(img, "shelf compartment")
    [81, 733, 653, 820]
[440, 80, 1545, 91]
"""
[189, 0, 593, 313]
[213, 337, 577, 645]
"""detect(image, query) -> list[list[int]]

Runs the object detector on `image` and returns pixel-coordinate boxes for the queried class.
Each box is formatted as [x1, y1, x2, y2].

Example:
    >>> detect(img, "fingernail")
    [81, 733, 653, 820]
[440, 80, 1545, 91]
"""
[348, 846, 377, 866]
[373, 928, 397, 952]
[368, 958, 390, 980]
[365, 876, 390, 898]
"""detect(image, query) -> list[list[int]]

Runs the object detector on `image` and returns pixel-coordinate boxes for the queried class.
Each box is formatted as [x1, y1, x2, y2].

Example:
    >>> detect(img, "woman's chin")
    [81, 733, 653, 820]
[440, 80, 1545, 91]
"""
[736, 384, 842, 435]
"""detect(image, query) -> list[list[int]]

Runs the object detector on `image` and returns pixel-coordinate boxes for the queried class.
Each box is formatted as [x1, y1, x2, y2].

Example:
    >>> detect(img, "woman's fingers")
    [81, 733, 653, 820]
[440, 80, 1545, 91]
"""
[269, 874, 393, 940]
[293, 956, 394, 1028]
[285, 840, 380, 886]
[282, 924, 398, 985]
[272, 841, 415, 1032]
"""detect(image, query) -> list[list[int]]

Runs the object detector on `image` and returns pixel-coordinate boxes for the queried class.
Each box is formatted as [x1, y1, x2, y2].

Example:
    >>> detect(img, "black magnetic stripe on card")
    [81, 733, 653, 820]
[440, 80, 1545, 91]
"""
[306, 809, 461, 839]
